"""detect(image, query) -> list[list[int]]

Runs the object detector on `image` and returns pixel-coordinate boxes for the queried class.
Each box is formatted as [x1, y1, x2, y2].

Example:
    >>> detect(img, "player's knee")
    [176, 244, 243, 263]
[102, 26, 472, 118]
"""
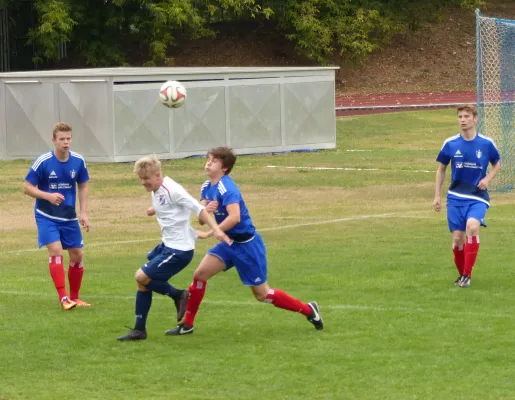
[466, 220, 480, 236]
[68, 248, 83, 262]
[135, 269, 150, 285]
[253, 292, 267, 302]
[193, 268, 210, 281]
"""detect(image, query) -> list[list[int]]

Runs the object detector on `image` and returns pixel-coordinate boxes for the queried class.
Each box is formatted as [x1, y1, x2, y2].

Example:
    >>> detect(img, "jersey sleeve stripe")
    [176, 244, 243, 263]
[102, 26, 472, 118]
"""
[31, 152, 52, 171]
[218, 182, 227, 195]
[478, 133, 499, 150]
[440, 133, 460, 150]
[70, 151, 87, 167]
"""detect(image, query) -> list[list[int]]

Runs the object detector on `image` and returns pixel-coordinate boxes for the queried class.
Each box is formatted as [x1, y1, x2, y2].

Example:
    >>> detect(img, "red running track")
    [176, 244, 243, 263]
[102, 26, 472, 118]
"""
[336, 91, 476, 116]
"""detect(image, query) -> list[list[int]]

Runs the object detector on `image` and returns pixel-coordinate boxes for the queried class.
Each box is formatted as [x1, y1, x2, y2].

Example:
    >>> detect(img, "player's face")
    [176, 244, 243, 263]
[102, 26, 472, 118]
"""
[138, 170, 162, 192]
[458, 111, 477, 131]
[205, 154, 226, 177]
[53, 131, 72, 153]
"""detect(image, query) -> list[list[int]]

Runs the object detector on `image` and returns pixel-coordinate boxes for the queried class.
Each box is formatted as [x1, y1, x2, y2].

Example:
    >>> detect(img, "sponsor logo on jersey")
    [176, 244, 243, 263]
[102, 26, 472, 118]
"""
[456, 162, 463, 168]
[49, 170, 57, 178]
[454, 150, 463, 157]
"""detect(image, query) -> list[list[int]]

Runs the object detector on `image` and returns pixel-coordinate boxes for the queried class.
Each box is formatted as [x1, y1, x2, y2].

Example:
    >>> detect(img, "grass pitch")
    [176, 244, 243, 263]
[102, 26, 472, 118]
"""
[1, 110, 515, 399]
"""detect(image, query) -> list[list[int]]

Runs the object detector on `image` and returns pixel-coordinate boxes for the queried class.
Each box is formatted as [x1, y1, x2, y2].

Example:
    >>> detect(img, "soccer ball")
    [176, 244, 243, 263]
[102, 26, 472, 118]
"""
[159, 80, 187, 108]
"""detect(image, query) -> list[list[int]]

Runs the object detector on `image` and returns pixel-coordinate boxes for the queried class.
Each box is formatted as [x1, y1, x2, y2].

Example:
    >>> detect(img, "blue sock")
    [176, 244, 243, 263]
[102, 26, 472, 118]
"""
[146, 280, 180, 300]
[134, 290, 152, 331]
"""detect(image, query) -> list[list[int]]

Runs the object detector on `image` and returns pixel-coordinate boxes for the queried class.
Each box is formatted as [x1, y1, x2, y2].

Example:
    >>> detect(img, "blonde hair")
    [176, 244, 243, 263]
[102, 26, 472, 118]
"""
[52, 122, 72, 139]
[457, 104, 478, 117]
[134, 154, 162, 176]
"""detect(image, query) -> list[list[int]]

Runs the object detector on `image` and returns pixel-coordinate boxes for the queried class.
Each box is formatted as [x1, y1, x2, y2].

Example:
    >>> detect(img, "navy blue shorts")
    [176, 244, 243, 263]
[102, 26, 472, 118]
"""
[208, 233, 267, 286]
[447, 202, 488, 232]
[36, 214, 83, 249]
[142, 243, 194, 281]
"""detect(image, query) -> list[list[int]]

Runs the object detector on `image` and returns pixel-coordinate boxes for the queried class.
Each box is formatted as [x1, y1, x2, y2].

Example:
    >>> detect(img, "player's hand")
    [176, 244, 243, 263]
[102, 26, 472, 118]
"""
[433, 196, 441, 212]
[213, 227, 232, 245]
[206, 201, 219, 213]
[47, 193, 65, 206]
[80, 213, 91, 232]
[147, 207, 156, 216]
[195, 229, 212, 240]
[477, 178, 489, 190]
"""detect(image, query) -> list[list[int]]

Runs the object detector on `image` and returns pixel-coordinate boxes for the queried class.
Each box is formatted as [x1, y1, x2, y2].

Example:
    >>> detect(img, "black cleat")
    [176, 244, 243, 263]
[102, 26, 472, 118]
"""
[454, 275, 463, 285]
[174, 290, 189, 322]
[307, 301, 324, 330]
[117, 329, 147, 341]
[165, 322, 194, 336]
[458, 274, 471, 288]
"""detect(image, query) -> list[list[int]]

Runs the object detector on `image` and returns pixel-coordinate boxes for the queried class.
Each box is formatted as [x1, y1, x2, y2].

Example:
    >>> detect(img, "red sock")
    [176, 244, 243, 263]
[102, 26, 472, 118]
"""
[463, 236, 480, 277]
[68, 261, 84, 300]
[184, 279, 207, 326]
[49, 256, 67, 300]
[265, 288, 312, 316]
[452, 244, 464, 275]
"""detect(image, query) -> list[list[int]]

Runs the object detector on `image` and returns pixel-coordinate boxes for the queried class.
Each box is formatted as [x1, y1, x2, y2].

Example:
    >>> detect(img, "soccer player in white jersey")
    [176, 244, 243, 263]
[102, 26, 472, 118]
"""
[166, 146, 323, 336]
[117, 155, 230, 341]
[434, 104, 501, 288]
[24, 122, 91, 310]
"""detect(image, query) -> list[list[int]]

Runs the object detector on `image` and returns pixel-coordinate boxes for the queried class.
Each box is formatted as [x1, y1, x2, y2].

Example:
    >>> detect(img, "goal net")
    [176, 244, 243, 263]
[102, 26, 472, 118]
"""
[476, 10, 515, 191]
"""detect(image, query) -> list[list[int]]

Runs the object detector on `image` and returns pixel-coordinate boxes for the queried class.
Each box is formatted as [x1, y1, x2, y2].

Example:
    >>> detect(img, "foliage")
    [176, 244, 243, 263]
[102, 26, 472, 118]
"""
[1, 0, 488, 68]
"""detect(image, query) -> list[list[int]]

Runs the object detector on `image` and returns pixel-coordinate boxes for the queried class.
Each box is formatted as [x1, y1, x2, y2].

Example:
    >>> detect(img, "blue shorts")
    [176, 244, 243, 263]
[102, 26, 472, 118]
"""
[208, 233, 267, 286]
[142, 243, 194, 281]
[447, 202, 488, 232]
[36, 214, 83, 249]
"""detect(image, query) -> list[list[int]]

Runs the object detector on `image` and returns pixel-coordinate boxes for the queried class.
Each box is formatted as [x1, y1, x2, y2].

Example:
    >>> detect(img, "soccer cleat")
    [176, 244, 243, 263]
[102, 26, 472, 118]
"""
[117, 329, 148, 341]
[174, 290, 189, 322]
[61, 297, 77, 311]
[454, 276, 462, 285]
[458, 275, 471, 288]
[307, 301, 324, 330]
[165, 322, 194, 336]
[71, 298, 91, 307]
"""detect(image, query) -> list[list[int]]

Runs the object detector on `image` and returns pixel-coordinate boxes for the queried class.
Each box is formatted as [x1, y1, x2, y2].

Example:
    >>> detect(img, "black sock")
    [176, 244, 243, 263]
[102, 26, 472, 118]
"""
[134, 290, 152, 331]
[146, 280, 180, 300]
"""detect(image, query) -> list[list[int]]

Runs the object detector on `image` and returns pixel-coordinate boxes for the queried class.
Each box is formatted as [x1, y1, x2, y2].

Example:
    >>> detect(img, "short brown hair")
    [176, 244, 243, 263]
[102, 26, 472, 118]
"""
[457, 104, 478, 117]
[208, 146, 237, 175]
[52, 122, 72, 139]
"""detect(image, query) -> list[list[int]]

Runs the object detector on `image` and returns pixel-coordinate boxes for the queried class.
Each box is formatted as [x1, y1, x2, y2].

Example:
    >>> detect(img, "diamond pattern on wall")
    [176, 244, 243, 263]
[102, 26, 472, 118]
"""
[114, 89, 170, 156]
[229, 84, 281, 148]
[172, 86, 226, 153]
[5, 83, 55, 156]
[284, 81, 335, 145]
[58, 83, 111, 157]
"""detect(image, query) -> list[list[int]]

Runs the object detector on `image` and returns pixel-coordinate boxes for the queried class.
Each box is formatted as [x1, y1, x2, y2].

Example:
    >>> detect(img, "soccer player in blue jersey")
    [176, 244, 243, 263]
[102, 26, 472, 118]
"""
[166, 146, 323, 336]
[24, 122, 91, 310]
[117, 155, 230, 341]
[434, 104, 501, 288]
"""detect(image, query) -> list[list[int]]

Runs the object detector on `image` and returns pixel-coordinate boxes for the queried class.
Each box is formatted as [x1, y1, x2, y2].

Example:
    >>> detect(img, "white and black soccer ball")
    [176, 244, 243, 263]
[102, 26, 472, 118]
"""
[159, 80, 187, 108]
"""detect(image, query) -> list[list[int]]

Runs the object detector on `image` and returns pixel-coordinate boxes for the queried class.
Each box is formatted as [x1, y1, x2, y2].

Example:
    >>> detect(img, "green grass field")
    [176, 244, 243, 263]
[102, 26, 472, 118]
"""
[1, 110, 515, 400]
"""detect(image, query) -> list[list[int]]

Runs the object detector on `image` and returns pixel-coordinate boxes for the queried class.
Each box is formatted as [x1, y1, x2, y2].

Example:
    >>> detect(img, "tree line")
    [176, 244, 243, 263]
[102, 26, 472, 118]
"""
[0, 0, 484, 69]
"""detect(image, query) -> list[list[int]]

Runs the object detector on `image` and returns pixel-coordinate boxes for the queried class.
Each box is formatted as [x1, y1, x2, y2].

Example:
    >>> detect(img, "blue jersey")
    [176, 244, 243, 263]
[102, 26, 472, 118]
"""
[436, 133, 500, 206]
[200, 175, 256, 241]
[25, 151, 89, 221]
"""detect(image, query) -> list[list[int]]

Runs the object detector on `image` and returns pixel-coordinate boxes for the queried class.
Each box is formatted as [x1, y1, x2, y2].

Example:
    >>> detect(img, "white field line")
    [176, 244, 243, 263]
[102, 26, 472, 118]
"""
[0, 289, 512, 319]
[266, 165, 434, 173]
[0, 212, 408, 255]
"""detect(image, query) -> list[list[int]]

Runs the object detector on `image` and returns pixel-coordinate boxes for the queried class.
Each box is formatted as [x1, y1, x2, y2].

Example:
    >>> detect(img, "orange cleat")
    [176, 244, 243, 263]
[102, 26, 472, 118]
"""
[61, 297, 77, 311]
[71, 298, 91, 307]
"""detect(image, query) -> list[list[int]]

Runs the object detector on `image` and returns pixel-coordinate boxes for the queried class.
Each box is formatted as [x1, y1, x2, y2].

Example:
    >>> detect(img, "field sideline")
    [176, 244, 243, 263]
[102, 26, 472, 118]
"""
[1, 110, 515, 400]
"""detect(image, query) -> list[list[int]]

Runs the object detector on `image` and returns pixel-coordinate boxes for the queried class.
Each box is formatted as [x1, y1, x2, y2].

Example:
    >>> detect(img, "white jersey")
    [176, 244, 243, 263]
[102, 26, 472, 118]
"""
[151, 176, 204, 251]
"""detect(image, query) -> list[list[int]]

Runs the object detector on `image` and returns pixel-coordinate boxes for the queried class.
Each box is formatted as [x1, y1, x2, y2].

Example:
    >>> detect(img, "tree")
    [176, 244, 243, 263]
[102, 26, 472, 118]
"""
[1, 0, 486, 69]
